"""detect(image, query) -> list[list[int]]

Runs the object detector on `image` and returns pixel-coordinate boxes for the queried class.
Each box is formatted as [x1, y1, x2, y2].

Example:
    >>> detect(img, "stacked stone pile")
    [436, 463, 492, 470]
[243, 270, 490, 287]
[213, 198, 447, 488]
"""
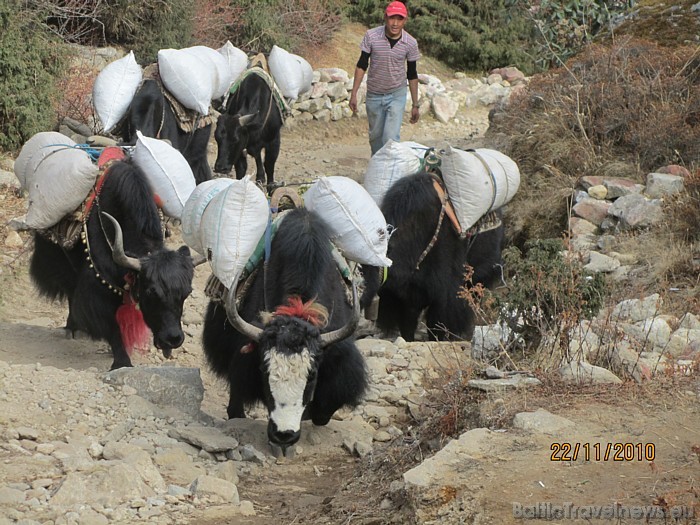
[285, 66, 526, 125]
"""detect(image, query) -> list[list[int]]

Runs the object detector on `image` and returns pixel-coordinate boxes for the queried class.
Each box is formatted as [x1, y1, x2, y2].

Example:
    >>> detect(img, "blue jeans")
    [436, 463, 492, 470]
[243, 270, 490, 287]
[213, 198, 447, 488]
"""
[366, 86, 407, 156]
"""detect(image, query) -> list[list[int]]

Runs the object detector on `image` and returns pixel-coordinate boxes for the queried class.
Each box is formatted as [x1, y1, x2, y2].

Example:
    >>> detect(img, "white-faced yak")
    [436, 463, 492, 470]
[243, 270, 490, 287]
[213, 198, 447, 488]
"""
[361, 170, 505, 341]
[202, 207, 368, 452]
[29, 152, 198, 370]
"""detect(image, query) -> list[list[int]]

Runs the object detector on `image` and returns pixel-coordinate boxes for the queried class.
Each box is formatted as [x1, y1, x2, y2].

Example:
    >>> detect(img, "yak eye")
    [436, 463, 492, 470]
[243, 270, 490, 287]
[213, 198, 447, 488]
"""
[145, 286, 157, 297]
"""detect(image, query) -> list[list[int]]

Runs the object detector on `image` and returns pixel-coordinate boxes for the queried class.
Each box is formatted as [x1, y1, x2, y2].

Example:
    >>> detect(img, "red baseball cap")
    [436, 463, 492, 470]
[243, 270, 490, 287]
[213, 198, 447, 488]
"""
[386, 1, 408, 18]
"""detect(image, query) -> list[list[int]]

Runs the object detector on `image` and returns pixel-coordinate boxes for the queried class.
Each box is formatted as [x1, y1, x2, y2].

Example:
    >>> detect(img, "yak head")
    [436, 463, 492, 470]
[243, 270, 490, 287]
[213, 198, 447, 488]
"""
[103, 213, 203, 358]
[213, 112, 256, 174]
[226, 286, 360, 450]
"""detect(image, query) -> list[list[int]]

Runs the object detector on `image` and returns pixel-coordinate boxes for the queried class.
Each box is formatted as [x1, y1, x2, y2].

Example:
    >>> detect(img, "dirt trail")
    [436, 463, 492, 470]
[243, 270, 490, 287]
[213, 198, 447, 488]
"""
[0, 75, 698, 525]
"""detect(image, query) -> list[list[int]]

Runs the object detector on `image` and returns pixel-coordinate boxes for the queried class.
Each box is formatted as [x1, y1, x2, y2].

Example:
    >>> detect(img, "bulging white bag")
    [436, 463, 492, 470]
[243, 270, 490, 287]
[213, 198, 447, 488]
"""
[158, 48, 213, 115]
[268, 45, 312, 101]
[295, 54, 314, 96]
[92, 51, 143, 133]
[198, 176, 270, 288]
[303, 176, 392, 267]
[363, 140, 427, 206]
[440, 146, 520, 231]
[15, 132, 98, 230]
[132, 131, 196, 219]
[181, 178, 234, 255]
[182, 45, 233, 100]
[218, 41, 249, 86]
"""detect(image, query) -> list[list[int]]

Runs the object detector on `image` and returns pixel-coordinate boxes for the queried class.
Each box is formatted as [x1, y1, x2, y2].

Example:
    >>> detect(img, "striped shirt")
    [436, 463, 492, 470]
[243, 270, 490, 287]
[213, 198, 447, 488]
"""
[361, 25, 420, 95]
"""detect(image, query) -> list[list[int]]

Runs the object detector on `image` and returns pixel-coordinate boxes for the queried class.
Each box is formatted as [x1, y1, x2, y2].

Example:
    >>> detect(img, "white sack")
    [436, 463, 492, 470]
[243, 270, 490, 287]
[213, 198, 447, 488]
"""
[158, 48, 213, 115]
[92, 51, 143, 133]
[295, 54, 314, 96]
[14, 131, 76, 191]
[183, 45, 233, 100]
[440, 146, 520, 231]
[15, 132, 98, 230]
[199, 176, 270, 288]
[181, 178, 234, 255]
[268, 45, 312, 101]
[303, 176, 392, 267]
[218, 41, 249, 86]
[132, 131, 196, 219]
[363, 140, 427, 206]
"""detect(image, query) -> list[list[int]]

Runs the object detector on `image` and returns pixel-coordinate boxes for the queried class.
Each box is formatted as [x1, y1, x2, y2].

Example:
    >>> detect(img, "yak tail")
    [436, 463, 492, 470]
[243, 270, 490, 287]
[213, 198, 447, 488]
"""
[116, 298, 151, 355]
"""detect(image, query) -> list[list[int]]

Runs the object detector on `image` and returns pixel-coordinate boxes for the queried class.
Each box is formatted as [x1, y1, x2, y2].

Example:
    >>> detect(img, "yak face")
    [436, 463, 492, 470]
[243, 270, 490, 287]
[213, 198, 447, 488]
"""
[258, 316, 323, 447]
[213, 113, 251, 174]
[135, 245, 195, 358]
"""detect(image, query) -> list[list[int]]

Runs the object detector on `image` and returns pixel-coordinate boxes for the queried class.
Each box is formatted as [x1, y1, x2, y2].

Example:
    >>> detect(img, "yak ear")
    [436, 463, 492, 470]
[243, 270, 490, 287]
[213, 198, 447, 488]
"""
[178, 245, 191, 257]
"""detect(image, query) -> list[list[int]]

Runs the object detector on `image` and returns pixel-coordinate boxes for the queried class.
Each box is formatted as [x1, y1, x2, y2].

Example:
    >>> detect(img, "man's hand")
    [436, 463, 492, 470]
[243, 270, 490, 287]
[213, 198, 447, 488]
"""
[410, 106, 419, 124]
[349, 94, 358, 114]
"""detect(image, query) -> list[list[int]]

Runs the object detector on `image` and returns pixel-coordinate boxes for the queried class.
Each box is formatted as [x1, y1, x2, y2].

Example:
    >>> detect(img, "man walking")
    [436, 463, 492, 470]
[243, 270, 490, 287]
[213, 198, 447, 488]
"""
[349, 1, 421, 155]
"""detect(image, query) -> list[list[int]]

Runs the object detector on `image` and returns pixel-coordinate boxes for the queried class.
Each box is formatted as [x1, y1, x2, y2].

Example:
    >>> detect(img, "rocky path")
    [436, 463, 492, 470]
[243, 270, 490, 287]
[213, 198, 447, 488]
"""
[1, 105, 698, 525]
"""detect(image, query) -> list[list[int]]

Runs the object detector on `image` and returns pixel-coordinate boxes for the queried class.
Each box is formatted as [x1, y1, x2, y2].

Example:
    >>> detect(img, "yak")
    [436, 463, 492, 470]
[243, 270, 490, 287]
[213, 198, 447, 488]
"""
[214, 69, 283, 191]
[361, 171, 504, 342]
[202, 207, 367, 452]
[120, 77, 213, 185]
[29, 154, 198, 370]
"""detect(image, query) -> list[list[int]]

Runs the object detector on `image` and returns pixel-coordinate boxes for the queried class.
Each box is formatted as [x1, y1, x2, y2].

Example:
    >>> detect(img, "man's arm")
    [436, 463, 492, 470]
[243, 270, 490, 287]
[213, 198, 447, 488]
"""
[408, 61, 420, 124]
[349, 51, 370, 114]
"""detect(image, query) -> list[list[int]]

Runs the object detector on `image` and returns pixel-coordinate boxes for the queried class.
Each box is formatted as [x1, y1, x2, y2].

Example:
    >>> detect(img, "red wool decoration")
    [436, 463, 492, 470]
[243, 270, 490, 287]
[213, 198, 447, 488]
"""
[116, 289, 151, 356]
[274, 296, 324, 327]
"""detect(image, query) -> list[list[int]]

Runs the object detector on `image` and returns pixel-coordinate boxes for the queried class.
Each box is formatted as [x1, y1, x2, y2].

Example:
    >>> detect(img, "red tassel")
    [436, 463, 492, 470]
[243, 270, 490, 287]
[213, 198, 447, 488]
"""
[116, 294, 151, 356]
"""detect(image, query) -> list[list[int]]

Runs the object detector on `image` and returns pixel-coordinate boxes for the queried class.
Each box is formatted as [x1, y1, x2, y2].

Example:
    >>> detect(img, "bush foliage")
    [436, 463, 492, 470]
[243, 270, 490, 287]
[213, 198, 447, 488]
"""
[346, 0, 635, 74]
[0, 2, 67, 152]
[489, 37, 700, 245]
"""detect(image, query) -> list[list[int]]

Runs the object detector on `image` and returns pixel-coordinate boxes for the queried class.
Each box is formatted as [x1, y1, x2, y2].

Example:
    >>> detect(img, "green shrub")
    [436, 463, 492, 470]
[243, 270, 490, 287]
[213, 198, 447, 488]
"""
[347, 0, 538, 73]
[222, 0, 344, 55]
[101, 0, 195, 64]
[346, 1, 636, 74]
[0, 2, 67, 152]
[494, 238, 607, 357]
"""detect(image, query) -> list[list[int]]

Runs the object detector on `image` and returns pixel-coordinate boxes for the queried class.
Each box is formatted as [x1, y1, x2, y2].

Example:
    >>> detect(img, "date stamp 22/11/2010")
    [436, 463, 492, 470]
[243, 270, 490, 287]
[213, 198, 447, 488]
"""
[550, 442, 656, 462]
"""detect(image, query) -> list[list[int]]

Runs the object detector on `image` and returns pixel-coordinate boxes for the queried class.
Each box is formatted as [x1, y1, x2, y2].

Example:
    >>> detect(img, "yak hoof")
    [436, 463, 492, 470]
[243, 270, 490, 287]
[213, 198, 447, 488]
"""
[110, 360, 133, 371]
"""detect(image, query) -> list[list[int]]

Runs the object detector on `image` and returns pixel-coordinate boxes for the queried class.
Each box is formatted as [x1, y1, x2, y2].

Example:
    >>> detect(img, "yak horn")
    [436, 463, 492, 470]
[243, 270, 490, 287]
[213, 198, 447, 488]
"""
[210, 108, 221, 119]
[270, 187, 303, 218]
[101, 212, 141, 271]
[191, 253, 208, 267]
[225, 281, 263, 342]
[238, 113, 257, 127]
[319, 281, 360, 348]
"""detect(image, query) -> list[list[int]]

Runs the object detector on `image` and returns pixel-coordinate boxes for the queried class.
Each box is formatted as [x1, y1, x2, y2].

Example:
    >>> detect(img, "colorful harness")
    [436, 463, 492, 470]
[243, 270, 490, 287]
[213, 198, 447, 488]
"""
[224, 67, 291, 124]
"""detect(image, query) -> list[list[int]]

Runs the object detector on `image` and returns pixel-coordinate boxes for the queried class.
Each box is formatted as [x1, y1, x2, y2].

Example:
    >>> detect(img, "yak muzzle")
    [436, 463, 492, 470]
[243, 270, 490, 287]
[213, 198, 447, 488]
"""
[267, 420, 301, 448]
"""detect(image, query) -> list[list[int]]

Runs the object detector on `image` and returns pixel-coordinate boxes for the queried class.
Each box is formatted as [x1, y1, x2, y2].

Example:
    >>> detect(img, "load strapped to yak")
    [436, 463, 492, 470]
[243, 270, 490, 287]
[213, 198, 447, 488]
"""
[12, 130, 198, 247]
[181, 175, 391, 314]
[363, 139, 520, 241]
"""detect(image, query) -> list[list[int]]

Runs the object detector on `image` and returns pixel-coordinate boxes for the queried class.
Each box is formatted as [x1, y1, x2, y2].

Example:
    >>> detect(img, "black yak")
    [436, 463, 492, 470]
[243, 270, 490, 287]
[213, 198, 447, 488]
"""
[214, 69, 283, 190]
[202, 207, 367, 451]
[120, 77, 213, 185]
[29, 154, 197, 370]
[361, 171, 504, 341]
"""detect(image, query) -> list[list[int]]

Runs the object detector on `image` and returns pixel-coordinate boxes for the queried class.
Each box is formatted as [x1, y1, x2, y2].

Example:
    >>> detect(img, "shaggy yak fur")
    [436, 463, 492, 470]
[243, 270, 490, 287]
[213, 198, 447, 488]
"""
[361, 171, 504, 341]
[29, 159, 195, 370]
[120, 78, 213, 185]
[202, 207, 367, 448]
[214, 70, 283, 190]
